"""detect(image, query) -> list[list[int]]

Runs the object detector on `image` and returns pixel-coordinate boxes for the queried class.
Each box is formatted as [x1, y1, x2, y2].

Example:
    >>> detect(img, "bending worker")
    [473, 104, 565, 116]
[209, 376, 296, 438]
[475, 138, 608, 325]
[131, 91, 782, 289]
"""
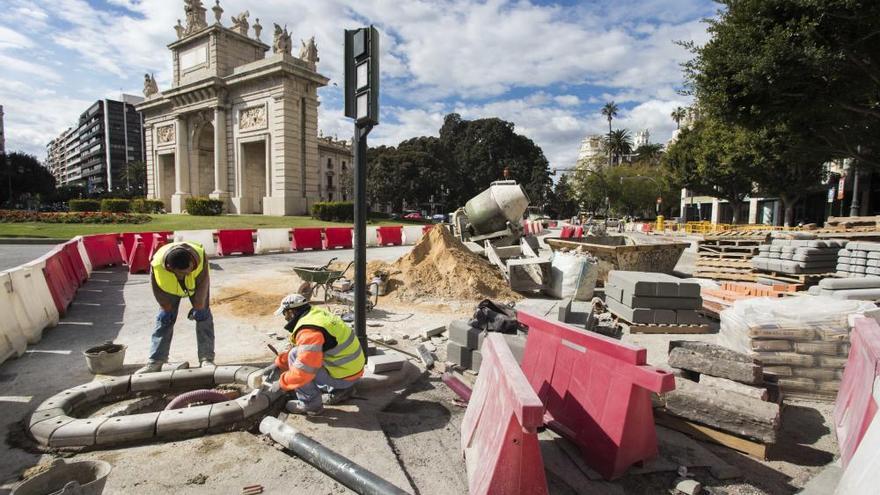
[273, 294, 365, 415]
[137, 241, 214, 373]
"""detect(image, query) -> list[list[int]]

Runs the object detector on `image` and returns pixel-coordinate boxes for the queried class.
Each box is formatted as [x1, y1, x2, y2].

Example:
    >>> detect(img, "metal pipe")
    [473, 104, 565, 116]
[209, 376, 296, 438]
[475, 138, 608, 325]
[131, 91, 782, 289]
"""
[259, 416, 410, 495]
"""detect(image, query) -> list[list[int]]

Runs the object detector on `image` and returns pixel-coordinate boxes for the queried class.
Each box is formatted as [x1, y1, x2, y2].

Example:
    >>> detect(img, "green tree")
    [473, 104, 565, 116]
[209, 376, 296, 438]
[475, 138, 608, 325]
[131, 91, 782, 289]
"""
[0, 152, 57, 207]
[685, 0, 879, 166]
[634, 143, 664, 165]
[605, 129, 633, 165]
[546, 174, 579, 219]
[664, 117, 758, 224]
[570, 165, 608, 216]
[600, 102, 619, 167]
[117, 161, 147, 197]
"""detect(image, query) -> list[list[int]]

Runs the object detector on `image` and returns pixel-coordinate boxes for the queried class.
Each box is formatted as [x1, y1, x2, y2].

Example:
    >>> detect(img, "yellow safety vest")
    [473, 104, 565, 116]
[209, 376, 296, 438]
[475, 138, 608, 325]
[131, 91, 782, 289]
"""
[292, 306, 365, 379]
[151, 242, 207, 297]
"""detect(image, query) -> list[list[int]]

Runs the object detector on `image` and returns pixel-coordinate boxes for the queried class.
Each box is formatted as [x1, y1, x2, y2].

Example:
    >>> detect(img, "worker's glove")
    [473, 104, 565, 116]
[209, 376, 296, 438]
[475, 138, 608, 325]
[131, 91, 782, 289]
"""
[157, 310, 176, 325]
[266, 380, 281, 395]
[188, 308, 212, 322]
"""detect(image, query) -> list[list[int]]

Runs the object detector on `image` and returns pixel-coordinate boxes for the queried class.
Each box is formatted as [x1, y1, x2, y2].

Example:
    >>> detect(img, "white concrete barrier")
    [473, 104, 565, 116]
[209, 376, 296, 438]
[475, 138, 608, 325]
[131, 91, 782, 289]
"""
[13, 260, 59, 343]
[0, 271, 29, 364]
[835, 384, 880, 494]
[75, 236, 93, 275]
[255, 228, 293, 254]
[402, 226, 426, 246]
[174, 230, 217, 257]
[366, 226, 379, 247]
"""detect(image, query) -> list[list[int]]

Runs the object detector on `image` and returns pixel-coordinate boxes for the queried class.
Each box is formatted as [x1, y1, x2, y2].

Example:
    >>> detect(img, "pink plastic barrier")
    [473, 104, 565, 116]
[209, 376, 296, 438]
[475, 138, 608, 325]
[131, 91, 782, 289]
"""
[60, 241, 88, 285]
[323, 227, 353, 249]
[573, 226, 584, 237]
[377, 226, 403, 246]
[835, 317, 880, 468]
[42, 249, 78, 315]
[560, 226, 573, 239]
[216, 229, 256, 256]
[291, 227, 323, 251]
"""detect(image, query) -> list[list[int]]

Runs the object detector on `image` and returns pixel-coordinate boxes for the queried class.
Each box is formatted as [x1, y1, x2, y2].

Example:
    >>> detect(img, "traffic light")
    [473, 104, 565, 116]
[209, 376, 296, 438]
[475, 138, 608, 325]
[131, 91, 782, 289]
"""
[344, 26, 380, 126]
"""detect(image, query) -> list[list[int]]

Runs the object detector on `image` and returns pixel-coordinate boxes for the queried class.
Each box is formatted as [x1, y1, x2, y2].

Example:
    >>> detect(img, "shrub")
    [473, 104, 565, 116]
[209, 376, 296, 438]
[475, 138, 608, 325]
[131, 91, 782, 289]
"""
[185, 197, 224, 216]
[311, 201, 354, 222]
[100, 199, 131, 213]
[131, 199, 165, 214]
[0, 210, 152, 224]
[69, 199, 101, 212]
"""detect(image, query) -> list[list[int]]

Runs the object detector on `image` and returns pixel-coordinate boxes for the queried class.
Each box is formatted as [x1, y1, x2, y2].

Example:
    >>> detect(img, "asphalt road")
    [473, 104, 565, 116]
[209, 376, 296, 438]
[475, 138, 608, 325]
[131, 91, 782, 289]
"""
[0, 244, 56, 271]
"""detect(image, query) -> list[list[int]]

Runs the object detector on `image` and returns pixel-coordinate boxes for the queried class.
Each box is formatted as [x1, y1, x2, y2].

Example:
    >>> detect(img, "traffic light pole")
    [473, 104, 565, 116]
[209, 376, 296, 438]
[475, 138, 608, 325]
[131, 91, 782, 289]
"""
[353, 123, 373, 358]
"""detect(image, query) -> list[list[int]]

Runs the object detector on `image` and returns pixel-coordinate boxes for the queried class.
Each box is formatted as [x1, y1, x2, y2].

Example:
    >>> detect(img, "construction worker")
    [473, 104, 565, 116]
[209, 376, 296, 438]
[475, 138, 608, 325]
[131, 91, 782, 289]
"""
[272, 294, 365, 415]
[136, 241, 214, 373]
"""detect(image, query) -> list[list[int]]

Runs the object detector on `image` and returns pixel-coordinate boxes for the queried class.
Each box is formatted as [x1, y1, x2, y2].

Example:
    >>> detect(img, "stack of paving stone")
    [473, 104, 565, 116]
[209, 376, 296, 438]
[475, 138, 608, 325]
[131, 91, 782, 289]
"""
[808, 277, 880, 300]
[604, 271, 705, 325]
[835, 241, 880, 278]
[751, 239, 847, 275]
[445, 320, 485, 372]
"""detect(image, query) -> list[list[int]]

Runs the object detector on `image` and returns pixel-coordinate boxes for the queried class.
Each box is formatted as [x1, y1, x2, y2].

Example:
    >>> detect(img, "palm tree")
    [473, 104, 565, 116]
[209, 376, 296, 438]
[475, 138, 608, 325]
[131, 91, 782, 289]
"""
[600, 102, 618, 167]
[605, 129, 633, 165]
[634, 143, 664, 164]
[671, 107, 687, 129]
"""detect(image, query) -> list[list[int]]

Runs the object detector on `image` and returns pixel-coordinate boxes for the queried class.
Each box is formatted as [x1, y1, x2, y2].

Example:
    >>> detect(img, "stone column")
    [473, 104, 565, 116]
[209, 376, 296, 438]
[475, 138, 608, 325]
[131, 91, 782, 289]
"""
[209, 107, 230, 208]
[171, 115, 192, 213]
[710, 198, 720, 225]
[748, 197, 759, 224]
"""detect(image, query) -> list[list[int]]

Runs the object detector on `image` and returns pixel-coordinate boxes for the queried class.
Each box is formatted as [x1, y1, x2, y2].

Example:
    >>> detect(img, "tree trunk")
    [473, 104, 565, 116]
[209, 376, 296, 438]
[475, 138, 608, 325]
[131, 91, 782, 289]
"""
[779, 194, 799, 227]
[730, 200, 741, 225]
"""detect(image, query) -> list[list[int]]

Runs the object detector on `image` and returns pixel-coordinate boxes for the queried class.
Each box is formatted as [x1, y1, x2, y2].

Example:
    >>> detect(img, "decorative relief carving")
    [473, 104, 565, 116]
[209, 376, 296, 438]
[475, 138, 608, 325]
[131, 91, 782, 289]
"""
[157, 124, 176, 145]
[239, 105, 267, 131]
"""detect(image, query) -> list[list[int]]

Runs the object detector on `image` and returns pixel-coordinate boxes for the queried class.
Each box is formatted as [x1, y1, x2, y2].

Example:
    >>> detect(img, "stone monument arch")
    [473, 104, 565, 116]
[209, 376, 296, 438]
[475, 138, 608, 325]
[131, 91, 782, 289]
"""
[136, 0, 329, 215]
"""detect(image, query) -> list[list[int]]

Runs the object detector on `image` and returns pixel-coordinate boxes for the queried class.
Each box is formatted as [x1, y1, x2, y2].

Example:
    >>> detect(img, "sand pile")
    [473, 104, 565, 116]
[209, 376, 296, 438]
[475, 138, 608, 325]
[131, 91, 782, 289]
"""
[371, 225, 520, 302]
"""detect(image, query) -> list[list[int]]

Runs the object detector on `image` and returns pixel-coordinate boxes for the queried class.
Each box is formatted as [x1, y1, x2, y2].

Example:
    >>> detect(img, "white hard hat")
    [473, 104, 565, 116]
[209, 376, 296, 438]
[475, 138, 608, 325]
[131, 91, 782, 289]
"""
[274, 293, 308, 316]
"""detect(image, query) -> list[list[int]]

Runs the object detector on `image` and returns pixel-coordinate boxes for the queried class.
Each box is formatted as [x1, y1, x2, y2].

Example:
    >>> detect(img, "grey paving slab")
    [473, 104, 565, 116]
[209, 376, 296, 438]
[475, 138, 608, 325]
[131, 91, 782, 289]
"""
[130, 371, 173, 392]
[96, 412, 159, 445]
[471, 349, 483, 372]
[620, 295, 702, 310]
[606, 297, 676, 324]
[676, 310, 706, 325]
[156, 405, 212, 436]
[170, 367, 216, 389]
[604, 284, 623, 302]
[213, 365, 243, 384]
[367, 352, 406, 373]
[49, 417, 109, 447]
[208, 400, 244, 427]
[447, 320, 484, 350]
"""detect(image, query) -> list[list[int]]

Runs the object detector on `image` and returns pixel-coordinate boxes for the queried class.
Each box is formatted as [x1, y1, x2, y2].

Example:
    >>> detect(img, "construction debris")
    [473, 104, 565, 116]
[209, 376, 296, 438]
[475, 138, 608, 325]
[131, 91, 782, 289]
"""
[667, 341, 763, 385]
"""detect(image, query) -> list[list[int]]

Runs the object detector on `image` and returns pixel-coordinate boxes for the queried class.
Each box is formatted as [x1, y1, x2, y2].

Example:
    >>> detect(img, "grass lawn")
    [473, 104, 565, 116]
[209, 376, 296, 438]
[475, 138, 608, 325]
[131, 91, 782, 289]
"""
[0, 214, 418, 240]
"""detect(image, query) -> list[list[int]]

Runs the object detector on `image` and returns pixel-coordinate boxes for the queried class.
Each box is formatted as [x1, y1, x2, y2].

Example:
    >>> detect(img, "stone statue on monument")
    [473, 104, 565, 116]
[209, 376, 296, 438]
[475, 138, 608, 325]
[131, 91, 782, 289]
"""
[143, 73, 159, 97]
[184, 0, 208, 34]
[174, 19, 185, 39]
[231, 10, 249, 35]
[273, 23, 292, 55]
[300, 36, 319, 66]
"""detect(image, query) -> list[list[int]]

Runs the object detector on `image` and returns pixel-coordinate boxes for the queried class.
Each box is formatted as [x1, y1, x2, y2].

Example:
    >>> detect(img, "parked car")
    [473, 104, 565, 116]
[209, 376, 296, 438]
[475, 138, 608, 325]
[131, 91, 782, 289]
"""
[431, 213, 447, 223]
[403, 212, 423, 220]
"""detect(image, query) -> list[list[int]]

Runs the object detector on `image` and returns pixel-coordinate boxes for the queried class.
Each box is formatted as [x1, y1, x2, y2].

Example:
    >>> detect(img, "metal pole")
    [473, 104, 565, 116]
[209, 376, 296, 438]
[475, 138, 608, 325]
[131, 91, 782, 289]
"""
[353, 123, 372, 359]
[850, 164, 861, 217]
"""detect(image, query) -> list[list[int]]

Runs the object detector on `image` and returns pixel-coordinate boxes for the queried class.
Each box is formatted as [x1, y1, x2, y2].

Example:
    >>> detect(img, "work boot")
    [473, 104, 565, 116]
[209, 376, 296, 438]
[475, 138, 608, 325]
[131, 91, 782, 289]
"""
[285, 399, 324, 416]
[200, 359, 215, 368]
[323, 386, 356, 405]
[135, 361, 164, 374]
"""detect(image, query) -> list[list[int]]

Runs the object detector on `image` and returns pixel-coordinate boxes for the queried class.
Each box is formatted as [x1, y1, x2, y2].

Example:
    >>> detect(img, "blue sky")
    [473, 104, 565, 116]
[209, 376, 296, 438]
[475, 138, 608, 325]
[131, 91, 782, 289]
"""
[0, 0, 717, 169]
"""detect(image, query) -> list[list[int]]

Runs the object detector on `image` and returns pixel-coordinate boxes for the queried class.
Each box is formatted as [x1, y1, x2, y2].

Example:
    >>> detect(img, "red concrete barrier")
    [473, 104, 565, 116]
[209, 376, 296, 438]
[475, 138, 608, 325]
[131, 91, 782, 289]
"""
[323, 227, 353, 249]
[61, 241, 88, 285]
[573, 226, 584, 237]
[42, 249, 78, 315]
[461, 333, 548, 495]
[517, 310, 675, 480]
[127, 235, 151, 274]
[82, 234, 124, 269]
[835, 317, 880, 468]
[291, 227, 323, 251]
[377, 226, 403, 246]
[216, 229, 256, 256]
[120, 231, 171, 262]
[149, 233, 168, 259]
[560, 226, 573, 239]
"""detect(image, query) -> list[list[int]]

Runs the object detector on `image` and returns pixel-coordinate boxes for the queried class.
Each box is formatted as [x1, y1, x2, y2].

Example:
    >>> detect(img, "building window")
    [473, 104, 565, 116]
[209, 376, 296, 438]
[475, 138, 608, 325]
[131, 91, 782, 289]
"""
[327, 175, 334, 188]
[327, 158, 333, 169]
[342, 161, 346, 170]
[329, 193, 334, 201]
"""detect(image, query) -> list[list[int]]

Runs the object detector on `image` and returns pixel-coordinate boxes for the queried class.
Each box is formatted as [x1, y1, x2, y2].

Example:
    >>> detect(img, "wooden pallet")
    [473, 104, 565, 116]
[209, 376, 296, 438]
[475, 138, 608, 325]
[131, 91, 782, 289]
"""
[695, 258, 752, 268]
[628, 323, 714, 334]
[654, 410, 770, 460]
[693, 271, 757, 282]
[754, 271, 832, 286]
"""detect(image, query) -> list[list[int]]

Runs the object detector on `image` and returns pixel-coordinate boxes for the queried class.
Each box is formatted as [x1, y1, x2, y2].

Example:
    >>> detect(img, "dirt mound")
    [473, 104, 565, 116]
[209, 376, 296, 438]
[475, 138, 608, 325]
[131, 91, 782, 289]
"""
[372, 225, 520, 302]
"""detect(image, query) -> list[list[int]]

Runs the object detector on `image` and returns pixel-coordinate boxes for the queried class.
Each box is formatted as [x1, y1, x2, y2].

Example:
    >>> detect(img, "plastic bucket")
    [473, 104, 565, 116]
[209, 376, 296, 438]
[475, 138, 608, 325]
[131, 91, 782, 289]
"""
[12, 459, 112, 495]
[83, 342, 127, 374]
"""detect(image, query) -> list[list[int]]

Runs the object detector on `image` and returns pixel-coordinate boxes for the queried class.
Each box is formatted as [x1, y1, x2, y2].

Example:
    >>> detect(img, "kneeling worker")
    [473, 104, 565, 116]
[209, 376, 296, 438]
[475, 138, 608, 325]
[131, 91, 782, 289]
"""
[137, 241, 215, 373]
[273, 294, 365, 415]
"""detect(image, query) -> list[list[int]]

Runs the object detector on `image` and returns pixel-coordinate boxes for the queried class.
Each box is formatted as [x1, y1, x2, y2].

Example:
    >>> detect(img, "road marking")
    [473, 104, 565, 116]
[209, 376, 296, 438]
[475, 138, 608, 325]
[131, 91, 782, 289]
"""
[0, 396, 32, 403]
[25, 350, 72, 355]
[57, 321, 94, 326]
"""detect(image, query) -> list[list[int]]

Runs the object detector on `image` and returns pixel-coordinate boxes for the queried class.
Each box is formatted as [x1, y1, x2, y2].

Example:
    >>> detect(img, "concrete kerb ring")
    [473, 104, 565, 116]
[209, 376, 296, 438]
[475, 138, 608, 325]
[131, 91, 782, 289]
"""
[28, 365, 281, 449]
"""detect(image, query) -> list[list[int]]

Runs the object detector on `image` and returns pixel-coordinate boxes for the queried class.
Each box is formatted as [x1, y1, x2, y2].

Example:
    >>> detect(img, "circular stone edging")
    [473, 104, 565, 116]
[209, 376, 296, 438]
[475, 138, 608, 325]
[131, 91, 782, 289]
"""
[28, 365, 279, 448]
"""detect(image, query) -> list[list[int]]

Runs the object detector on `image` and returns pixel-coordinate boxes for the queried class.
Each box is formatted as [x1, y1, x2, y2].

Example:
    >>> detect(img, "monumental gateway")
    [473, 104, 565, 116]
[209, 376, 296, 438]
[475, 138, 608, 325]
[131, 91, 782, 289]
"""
[137, 0, 329, 215]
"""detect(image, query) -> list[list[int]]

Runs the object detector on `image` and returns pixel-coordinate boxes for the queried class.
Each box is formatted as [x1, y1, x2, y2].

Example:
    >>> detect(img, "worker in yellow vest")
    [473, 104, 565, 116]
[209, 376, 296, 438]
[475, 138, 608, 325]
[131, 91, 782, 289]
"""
[271, 294, 365, 415]
[136, 241, 214, 374]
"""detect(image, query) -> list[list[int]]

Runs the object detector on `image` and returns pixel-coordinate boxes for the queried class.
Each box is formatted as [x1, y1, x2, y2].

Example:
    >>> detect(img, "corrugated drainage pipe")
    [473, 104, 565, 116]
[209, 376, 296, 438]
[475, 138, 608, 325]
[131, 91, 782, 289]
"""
[165, 389, 230, 410]
[259, 416, 410, 495]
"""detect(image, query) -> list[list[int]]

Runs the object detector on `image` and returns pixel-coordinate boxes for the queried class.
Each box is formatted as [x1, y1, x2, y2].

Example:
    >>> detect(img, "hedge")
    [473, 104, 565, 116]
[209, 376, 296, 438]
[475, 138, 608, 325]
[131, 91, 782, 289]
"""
[100, 199, 131, 213]
[132, 199, 164, 214]
[185, 197, 224, 216]
[311, 201, 354, 222]
[69, 199, 101, 212]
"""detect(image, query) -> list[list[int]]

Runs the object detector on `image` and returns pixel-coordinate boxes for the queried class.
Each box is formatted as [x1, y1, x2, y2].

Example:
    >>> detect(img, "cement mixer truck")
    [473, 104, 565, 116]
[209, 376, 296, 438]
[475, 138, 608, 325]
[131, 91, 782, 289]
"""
[451, 180, 530, 247]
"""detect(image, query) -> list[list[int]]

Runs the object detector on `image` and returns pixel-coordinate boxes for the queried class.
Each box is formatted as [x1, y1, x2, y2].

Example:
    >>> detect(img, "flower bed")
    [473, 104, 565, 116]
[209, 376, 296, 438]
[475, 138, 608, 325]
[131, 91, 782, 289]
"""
[0, 210, 152, 224]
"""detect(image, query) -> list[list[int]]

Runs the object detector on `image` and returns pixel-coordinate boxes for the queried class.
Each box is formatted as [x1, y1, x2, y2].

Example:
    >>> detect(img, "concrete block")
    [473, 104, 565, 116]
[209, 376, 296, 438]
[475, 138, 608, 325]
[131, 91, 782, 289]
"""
[852, 265, 867, 274]
[448, 320, 484, 350]
[235, 390, 271, 419]
[156, 405, 212, 436]
[507, 258, 551, 292]
[29, 407, 67, 428]
[471, 350, 483, 372]
[446, 341, 472, 369]
[233, 366, 262, 384]
[49, 417, 109, 447]
[604, 284, 623, 303]
[606, 297, 675, 324]
[851, 257, 868, 266]
[418, 325, 446, 340]
[208, 400, 244, 427]
[213, 365, 243, 384]
[99, 376, 131, 397]
[36, 388, 90, 413]
[624, 295, 702, 310]
[170, 367, 217, 389]
[95, 412, 159, 445]
[29, 414, 74, 446]
[852, 250, 868, 259]
[868, 251, 880, 260]
[71, 380, 110, 402]
[367, 352, 406, 373]
[130, 371, 173, 392]
[676, 310, 706, 325]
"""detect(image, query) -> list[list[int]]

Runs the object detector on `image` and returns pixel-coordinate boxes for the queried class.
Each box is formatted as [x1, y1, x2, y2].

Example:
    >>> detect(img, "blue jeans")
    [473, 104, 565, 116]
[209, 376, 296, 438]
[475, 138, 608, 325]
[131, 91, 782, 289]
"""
[288, 347, 357, 406]
[149, 297, 215, 363]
